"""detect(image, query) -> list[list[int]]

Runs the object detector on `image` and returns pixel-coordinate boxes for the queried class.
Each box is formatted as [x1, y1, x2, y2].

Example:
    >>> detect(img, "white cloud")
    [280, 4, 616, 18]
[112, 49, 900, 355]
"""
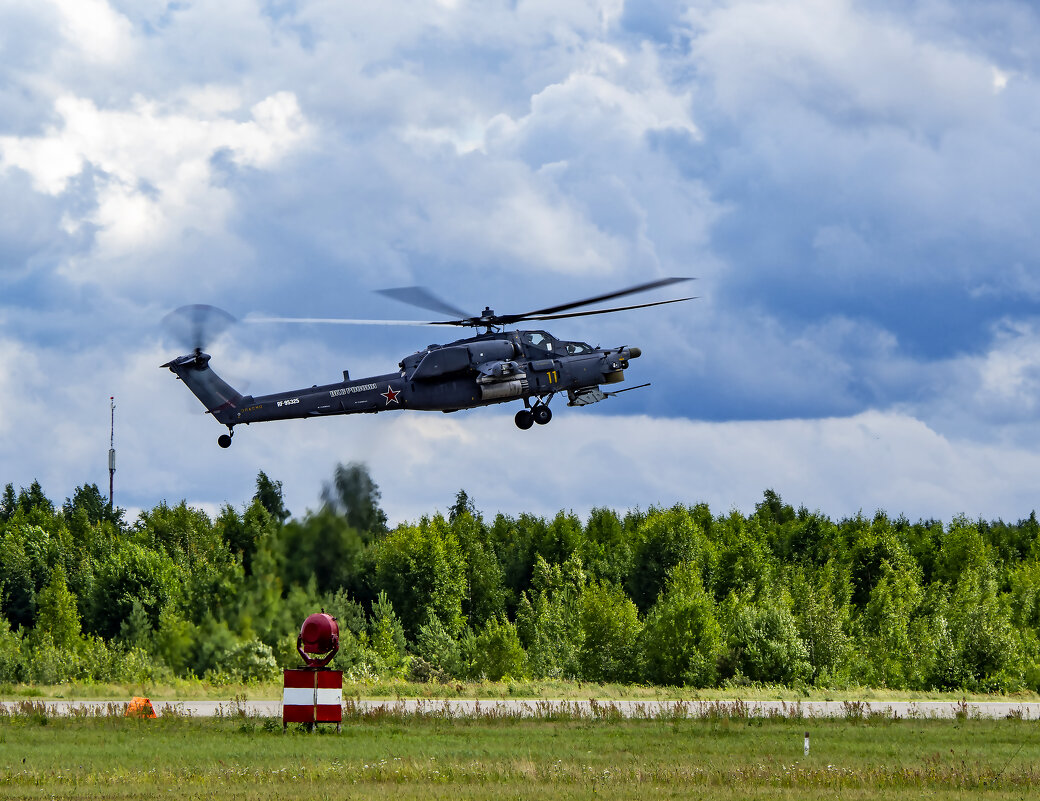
[976, 321, 1040, 405]
[2, 0, 1040, 530]
[685, 0, 1040, 227]
[446, 174, 627, 275]
[70, 400, 1040, 525]
[690, 0, 999, 128]
[970, 263, 1040, 301]
[383, 40, 704, 277]
[0, 90, 310, 271]
[50, 0, 135, 65]
[255, 407, 1040, 524]
[0, 292, 1031, 527]
[4, 319, 1037, 525]
[486, 43, 698, 164]
[912, 317, 1040, 438]
[0, 339, 41, 436]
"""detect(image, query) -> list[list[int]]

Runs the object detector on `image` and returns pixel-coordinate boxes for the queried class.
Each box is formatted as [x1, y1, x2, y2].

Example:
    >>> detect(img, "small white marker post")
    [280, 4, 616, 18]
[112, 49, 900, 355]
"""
[804, 731, 810, 756]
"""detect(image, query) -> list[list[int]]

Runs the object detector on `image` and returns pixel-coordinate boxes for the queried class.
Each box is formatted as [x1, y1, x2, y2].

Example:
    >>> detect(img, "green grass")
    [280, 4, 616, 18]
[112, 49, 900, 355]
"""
[1, 704, 1038, 799]
[3, 677, 1038, 703]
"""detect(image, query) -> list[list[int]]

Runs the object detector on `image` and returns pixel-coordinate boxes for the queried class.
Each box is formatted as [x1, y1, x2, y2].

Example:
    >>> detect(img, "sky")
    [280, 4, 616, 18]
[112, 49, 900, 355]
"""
[2, 0, 1039, 525]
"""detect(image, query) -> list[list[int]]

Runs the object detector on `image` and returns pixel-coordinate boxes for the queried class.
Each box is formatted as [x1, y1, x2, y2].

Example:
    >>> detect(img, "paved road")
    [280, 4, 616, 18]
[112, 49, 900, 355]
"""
[6, 698, 1039, 720]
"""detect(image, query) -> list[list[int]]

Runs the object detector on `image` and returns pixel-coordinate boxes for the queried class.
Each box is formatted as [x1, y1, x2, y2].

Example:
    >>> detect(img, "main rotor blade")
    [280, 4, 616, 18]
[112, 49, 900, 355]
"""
[375, 286, 472, 320]
[243, 315, 448, 326]
[497, 276, 694, 324]
[243, 277, 696, 331]
[521, 296, 697, 322]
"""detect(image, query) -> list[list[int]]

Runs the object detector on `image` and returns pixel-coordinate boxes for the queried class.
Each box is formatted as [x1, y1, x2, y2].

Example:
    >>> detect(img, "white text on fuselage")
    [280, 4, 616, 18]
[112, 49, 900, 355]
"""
[330, 383, 378, 397]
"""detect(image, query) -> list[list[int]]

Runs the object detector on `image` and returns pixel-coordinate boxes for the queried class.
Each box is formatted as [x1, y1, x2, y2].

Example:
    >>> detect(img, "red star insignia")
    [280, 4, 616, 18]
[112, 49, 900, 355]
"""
[381, 385, 401, 405]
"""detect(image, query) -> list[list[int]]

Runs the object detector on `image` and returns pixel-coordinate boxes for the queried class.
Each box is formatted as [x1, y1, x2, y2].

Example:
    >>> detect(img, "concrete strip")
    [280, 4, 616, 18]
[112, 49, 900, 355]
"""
[3, 698, 1038, 720]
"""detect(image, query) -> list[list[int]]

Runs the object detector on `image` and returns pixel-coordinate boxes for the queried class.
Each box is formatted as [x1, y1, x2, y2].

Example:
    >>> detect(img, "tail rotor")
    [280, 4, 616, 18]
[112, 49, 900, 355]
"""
[162, 304, 236, 358]
[161, 305, 243, 446]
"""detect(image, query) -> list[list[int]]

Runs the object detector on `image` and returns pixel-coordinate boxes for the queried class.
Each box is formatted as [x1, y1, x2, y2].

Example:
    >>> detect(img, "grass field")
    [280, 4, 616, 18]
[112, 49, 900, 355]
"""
[2, 702, 1038, 799]
[3, 678, 1038, 703]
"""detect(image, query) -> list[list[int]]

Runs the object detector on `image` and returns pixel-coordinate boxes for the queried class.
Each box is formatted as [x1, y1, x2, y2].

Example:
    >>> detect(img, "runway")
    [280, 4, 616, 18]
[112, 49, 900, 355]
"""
[6, 698, 1039, 720]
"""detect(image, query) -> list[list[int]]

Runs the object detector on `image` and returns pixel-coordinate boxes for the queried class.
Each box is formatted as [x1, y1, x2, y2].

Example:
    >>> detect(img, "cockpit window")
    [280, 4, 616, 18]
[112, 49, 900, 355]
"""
[564, 341, 593, 355]
[521, 331, 555, 353]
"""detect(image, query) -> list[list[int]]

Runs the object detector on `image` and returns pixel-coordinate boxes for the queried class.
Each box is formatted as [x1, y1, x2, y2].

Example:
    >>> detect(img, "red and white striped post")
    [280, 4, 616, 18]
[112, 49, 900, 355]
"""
[283, 669, 343, 730]
[282, 669, 316, 726]
[316, 670, 343, 724]
[282, 611, 343, 730]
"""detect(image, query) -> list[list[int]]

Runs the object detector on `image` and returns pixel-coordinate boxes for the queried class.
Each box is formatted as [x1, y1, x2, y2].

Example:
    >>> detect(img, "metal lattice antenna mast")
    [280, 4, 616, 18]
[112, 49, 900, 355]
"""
[108, 397, 116, 508]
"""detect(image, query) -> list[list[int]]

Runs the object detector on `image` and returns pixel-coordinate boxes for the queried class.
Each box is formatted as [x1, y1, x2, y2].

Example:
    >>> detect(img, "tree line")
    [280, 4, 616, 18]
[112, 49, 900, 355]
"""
[2, 467, 1039, 692]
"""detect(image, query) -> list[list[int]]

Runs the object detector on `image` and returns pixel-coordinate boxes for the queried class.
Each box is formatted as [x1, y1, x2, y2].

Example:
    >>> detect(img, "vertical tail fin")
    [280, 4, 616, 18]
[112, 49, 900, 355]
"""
[162, 351, 243, 425]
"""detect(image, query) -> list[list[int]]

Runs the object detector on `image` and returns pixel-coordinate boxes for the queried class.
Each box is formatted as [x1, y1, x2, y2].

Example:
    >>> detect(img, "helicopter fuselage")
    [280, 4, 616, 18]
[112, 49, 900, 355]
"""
[163, 328, 642, 444]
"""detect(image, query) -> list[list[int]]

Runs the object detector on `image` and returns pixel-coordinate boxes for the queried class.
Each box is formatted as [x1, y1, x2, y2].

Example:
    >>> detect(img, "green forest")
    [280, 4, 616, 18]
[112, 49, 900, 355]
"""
[2, 464, 1039, 693]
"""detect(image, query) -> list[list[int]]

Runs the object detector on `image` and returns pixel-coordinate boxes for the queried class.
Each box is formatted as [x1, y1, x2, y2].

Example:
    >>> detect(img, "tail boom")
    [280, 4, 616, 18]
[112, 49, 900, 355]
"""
[162, 351, 243, 425]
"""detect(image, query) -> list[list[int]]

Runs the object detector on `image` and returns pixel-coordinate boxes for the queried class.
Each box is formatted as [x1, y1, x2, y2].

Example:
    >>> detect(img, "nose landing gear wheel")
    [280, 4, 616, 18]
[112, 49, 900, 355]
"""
[533, 405, 552, 425]
[514, 409, 534, 430]
[218, 433, 233, 448]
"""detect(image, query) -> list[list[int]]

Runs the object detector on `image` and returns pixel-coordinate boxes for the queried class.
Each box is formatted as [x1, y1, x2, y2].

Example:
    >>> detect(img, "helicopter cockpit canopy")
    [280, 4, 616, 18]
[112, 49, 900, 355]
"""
[521, 331, 594, 356]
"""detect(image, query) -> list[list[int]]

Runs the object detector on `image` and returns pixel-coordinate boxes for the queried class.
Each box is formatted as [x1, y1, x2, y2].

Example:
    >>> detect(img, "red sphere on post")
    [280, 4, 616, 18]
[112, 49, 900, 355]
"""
[297, 612, 339, 668]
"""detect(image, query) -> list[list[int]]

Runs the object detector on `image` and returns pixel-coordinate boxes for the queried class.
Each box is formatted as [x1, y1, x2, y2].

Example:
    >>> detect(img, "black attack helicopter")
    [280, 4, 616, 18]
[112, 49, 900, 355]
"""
[162, 277, 695, 448]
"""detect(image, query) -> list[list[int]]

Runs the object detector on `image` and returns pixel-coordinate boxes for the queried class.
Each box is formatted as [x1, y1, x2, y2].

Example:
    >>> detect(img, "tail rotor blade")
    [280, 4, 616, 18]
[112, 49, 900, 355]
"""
[162, 304, 236, 351]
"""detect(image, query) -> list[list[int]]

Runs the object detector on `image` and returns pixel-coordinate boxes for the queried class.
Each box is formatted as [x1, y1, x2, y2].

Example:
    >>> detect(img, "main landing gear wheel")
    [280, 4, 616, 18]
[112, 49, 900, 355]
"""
[218, 433, 233, 449]
[514, 409, 534, 430]
[533, 405, 552, 425]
